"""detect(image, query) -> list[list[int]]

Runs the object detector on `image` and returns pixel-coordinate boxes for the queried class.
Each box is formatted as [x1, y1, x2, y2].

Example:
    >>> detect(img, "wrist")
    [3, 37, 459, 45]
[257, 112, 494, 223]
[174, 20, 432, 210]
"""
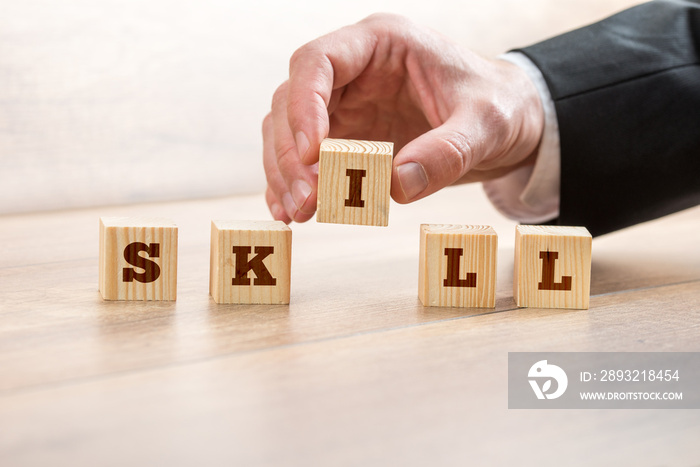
[495, 58, 545, 170]
[483, 52, 561, 223]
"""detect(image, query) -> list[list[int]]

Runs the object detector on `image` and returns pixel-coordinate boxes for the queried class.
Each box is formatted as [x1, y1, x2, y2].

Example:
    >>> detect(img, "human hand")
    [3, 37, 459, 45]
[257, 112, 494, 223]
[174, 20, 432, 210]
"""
[263, 13, 544, 223]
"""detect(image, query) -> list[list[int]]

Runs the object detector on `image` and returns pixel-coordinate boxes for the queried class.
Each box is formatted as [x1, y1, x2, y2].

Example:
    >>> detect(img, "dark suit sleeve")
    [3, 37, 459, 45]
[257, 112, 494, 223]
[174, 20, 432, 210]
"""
[517, 0, 700, 236]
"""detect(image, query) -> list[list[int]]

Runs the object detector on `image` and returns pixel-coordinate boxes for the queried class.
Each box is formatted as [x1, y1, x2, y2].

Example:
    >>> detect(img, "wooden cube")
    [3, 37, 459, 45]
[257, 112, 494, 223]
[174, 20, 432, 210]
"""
[99, 217, 178, 301]
[316, 138, 393, 226]
[418, 225, 498, 308]
[209, 220, 292, 304]
[514, 225, 592, 309]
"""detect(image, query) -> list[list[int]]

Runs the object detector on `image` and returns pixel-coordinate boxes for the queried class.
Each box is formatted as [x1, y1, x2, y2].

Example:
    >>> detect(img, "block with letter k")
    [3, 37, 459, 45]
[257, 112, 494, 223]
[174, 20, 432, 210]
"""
[209, 220, 292, 304]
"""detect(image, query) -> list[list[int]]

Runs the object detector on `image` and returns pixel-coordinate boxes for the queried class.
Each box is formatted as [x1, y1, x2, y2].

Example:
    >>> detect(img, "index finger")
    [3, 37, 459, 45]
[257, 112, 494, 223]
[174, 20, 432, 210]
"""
[286, 18, 381, 165]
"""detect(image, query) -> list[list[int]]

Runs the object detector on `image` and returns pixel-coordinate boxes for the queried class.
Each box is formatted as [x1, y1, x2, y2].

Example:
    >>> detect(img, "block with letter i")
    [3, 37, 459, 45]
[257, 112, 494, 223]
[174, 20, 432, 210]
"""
[418, 225, 498, 308]
[98, 217, 178, 301]
[209, 220, 292, 304]
[514, 225, 592, 309]
[316, 138, 393, 226]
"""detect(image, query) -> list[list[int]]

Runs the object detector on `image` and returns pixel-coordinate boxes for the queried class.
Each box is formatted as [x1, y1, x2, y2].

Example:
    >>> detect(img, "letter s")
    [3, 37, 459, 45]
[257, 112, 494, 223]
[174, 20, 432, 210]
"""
[122, 242, 161, 283]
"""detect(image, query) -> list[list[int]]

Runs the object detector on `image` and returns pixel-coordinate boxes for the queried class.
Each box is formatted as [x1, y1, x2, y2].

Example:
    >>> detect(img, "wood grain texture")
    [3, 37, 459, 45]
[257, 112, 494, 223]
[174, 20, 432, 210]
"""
[209, 220, 292, 304]
[418, 224, 497, 308]
[98, 217, 178, 301]
[1, 185, 699, 466]
[514, 225, 592, 309]
[316, 138, 393, 226]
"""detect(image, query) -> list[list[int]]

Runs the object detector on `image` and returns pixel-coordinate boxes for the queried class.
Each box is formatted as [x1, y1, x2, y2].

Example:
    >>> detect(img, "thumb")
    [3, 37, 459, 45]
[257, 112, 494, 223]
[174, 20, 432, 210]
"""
[391, 120, 481, 203]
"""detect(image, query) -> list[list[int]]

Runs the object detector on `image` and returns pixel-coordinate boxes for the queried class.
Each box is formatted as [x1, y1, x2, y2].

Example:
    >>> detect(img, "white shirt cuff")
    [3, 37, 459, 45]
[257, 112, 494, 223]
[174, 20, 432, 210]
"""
[482, 51, 561, 224]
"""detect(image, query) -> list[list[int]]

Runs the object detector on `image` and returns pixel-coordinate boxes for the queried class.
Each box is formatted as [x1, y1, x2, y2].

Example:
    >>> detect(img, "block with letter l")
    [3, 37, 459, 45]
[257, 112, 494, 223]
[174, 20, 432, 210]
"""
[99, 216, 178, 301]
[418, 224, 498, 308]
[316, 138, 393, 226]
[209, 220, 292, 304]
[514, 225, 592, 309]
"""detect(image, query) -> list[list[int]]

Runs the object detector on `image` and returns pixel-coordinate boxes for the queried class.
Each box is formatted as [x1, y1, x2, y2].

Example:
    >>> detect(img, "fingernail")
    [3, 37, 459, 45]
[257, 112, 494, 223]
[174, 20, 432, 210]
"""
[295, 131, 310, 161]
[270, 202, 286, 221]
[282, 192, 297, 220]
[292, 180, 312, 211]
[396, 162, 428, 200]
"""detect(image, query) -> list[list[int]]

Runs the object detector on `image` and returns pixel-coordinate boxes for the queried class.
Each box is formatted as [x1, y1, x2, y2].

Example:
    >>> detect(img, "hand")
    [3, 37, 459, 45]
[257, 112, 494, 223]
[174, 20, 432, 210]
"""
[263, 13, 544, 223]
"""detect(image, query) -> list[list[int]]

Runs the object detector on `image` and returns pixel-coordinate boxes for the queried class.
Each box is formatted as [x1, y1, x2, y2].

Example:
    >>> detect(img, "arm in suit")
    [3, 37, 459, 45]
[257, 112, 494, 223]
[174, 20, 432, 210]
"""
[517, 0, 700, 236]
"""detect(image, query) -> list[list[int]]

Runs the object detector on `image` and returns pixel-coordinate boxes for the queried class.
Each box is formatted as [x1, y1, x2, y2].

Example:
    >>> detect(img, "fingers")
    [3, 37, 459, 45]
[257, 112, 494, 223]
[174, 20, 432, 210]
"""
[263, 102, 317, 223]
[286, 19, 381, 165]
[262, 112, 292, 223]
[265, 187, 291, 224]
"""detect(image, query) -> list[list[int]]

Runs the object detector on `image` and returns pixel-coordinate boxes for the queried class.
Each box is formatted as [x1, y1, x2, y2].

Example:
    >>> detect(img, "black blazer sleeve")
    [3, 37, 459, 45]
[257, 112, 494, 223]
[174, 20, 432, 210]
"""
[517, 0, 700, 236]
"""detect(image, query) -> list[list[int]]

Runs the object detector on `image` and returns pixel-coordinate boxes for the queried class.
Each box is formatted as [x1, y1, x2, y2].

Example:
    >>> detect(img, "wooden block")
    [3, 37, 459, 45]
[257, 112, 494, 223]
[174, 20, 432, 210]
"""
[316, 138, 393, 227]
[98, 217, 178, 301]
[209, 220, 292, 304]
[418, 224, 498, 308]
[514, 225, 592, 309]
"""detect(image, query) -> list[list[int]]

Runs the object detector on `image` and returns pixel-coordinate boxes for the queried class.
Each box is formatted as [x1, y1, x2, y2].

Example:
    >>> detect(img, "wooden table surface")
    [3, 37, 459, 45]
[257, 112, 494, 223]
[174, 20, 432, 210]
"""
[1, 184, 699, 466]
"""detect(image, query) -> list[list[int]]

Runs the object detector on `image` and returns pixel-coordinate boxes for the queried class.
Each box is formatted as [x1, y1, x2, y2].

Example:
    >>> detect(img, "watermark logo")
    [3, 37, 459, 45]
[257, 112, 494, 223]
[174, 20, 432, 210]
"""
[510, 353, 699, 409]
[528, 360, 568, 400]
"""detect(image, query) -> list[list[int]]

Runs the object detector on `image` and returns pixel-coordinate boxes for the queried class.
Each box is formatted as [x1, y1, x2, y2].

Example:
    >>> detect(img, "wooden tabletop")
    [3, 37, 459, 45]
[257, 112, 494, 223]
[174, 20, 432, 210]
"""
[1, 184, 699, 466]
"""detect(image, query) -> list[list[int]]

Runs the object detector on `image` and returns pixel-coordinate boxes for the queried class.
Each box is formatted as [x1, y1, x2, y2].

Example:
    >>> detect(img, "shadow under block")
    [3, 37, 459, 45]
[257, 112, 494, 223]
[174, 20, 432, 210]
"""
[209, 220, 292, 304]
[514, 225, 592, 310]
[316, 138, 393, 226]
[418, 225, 498, 308]
[98, 217, 178, 301]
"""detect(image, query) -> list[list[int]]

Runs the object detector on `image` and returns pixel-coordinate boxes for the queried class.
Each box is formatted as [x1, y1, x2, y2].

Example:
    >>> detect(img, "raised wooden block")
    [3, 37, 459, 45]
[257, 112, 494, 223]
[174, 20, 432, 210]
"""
[209, 220, 292, 304]
[99, 217, 178, 301]
[316, 138, 393, 226]
[418, 224, 498, 308]
[514, 225, 592, 309]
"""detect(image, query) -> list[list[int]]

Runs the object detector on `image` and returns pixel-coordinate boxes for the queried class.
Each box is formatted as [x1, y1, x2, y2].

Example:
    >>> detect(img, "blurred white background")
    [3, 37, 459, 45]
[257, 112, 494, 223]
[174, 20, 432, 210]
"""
[0, 0, 639, 214]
